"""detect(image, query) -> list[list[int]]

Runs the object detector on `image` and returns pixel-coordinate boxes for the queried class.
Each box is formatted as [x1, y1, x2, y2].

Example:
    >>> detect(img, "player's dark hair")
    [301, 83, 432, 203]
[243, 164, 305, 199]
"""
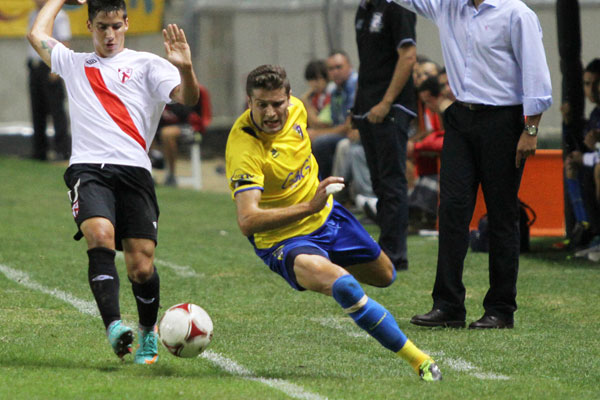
[585, 58, 600, 76]
[417, 76, 441, 97]
[304, 60, 328, 81]
[88, 0, 127, 22]
[246, 65, 291, 97]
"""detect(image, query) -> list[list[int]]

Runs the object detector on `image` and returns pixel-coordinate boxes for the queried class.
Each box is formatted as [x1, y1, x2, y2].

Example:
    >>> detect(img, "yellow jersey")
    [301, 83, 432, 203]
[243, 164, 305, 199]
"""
[226, 96, 333, 249]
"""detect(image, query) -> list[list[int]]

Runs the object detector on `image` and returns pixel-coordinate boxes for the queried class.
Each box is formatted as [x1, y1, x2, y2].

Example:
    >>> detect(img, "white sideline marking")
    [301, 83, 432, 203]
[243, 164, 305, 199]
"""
[115, 253, 203, 278]
[0, 264, 327, 400]
[313, 316, 510, 381]
[201, 351, 328, 400]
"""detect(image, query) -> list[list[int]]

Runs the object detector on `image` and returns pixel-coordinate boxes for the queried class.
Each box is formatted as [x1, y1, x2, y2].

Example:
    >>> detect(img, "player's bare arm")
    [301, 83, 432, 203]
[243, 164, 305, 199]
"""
[164, 24, 199, 106]
[28, 0, 75, 67]
[234, 176, 344, 236]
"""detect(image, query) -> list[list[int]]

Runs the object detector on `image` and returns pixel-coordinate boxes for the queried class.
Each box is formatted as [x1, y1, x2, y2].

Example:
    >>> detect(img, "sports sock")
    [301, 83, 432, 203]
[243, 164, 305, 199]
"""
[87, 247, 121, 329]
[567, 178, 589, 223]
[332, 274, 407, 352]
[397, 339, 431, 374]
[130, 266, 160, 329]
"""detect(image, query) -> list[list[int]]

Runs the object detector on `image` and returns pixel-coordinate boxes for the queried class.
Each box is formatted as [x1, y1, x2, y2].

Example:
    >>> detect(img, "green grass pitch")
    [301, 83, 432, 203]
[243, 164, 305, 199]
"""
[0, 156, 599, 399]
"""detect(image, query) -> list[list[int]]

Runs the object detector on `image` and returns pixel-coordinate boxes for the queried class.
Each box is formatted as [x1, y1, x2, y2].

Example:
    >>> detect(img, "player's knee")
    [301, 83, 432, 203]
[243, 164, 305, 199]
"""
[82, 223, 115, 249]
[294, 255, 344, 294]
[332, 274, 365, 309]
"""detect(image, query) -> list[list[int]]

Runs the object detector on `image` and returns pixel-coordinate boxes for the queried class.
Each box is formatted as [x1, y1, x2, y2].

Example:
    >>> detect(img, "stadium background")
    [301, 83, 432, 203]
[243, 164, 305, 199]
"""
[0, 0, 599, 149]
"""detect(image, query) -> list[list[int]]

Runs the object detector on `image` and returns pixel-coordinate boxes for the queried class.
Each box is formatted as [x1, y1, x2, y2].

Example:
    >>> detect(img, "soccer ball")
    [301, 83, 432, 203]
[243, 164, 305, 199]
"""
[158, 303, 213, 358]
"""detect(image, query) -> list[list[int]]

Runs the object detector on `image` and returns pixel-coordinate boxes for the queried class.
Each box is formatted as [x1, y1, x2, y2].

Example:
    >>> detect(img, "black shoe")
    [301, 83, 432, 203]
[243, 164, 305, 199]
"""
[395, 260, 408, 271]
[468, 315, 514, 329]
[410, 308, 465, 328]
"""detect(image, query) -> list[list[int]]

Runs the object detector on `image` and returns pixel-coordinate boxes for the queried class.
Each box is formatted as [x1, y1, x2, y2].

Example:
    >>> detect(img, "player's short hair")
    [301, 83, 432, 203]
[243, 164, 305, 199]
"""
[417, 76, 441, 97]
[585, 58, 600, 76]
[246, 65, 291, 97]
[304, 60, 328, 81]
[88, 0, 127, 22]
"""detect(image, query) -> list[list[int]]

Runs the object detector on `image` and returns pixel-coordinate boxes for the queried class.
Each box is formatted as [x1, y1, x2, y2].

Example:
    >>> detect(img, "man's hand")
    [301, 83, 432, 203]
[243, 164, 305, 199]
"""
[309, 176, 344, 213]
[367, 100, 392, 124]
[515, 132, 537, 168]
[163, 24, 193, 70]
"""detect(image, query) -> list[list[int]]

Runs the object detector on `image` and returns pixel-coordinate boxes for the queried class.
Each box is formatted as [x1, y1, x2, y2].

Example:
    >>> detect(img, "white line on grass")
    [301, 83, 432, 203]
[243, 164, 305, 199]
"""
[312, 316, 510, 381]
[115, 252, 203, 278]
[0, 263, 327, 400]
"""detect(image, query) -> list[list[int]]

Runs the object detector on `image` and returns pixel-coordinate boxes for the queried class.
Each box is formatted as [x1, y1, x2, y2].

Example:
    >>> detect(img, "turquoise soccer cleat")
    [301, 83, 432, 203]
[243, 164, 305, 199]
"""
[107, 320, 134, 359]
[135, 327, 159, 365]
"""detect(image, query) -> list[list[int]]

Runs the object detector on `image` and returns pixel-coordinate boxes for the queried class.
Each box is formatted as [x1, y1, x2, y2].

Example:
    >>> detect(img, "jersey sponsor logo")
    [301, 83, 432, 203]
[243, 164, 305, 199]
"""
[118, 67, 133, 84]
[84, 66, 147, 150]
[369, 12, 383, 33]
[294, 124, 304, 139]
[281, 155, 312, 190]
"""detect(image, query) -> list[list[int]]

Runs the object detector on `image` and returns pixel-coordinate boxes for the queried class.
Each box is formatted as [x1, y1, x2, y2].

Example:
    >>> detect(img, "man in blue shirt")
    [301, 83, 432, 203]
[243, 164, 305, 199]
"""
[391, 0, 552, 329]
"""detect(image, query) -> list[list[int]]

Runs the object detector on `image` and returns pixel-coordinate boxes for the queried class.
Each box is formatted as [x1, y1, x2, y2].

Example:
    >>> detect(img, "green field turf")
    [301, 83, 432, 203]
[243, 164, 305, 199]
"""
[0, 156, 599, 399]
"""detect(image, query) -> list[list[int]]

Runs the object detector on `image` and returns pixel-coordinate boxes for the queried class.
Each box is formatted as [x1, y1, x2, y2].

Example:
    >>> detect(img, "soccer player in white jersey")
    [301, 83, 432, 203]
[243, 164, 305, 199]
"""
[27, 0, 199, 364]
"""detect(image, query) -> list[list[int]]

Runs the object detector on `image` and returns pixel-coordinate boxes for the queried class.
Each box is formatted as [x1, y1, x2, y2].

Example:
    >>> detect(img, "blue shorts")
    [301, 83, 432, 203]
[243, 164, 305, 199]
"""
[253, 202, 381, 291]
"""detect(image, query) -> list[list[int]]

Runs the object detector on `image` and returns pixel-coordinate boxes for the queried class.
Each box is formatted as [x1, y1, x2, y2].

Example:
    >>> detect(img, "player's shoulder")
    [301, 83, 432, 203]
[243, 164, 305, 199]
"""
[229, 111, 261, 143]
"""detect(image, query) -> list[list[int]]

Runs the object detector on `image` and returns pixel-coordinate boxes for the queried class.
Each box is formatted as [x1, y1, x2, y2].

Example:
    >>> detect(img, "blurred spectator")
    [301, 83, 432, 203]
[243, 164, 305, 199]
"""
[27, 0, 71, 161]
[156, 84, 212, 186]
[308, 50, 357, 178]
[565, 58, 600, 249]
[300, 59, 332, 128]
[408, 76, 447, 230]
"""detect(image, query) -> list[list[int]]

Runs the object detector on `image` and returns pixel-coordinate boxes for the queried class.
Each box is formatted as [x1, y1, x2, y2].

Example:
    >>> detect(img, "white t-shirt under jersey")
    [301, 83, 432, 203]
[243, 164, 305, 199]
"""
[51, 43, 181, 171]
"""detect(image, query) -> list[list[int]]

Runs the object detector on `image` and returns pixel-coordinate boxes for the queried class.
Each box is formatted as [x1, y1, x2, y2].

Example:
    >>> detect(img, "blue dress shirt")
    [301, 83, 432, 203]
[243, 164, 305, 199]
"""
[328, 71, 359, 126]
[390, 0, 552, 116]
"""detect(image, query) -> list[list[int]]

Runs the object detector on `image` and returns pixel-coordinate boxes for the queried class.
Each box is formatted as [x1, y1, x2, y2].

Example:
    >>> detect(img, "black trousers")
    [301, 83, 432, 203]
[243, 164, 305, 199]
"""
[28, 60, 70, 160]
[357, 108, 410, 268]
[433, 102, 524, 320]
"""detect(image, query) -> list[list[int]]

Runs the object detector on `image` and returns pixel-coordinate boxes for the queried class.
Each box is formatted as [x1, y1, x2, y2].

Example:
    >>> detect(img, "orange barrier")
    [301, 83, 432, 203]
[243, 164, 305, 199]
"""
[469, 149, 565, 237]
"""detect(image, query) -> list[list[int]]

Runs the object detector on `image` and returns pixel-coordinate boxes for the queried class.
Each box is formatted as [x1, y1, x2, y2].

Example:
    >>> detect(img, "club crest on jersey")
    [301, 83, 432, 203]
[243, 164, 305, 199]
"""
[294, 124, 304, 139]
[118, 67, 133, 83]
[369, 12, 384, 33]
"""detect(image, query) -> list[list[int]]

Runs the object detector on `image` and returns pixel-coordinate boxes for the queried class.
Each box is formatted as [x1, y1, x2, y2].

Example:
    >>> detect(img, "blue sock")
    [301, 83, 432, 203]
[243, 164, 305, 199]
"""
[332, 275, 407, 352]
[567, 178, 589, 223]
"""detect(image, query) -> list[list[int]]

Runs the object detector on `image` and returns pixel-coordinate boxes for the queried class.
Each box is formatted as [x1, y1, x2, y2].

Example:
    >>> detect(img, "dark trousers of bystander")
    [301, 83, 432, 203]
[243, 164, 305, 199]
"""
[433, 102, 525, 322]
[356, 108, 410, 270]
[28, 60, 70, 160]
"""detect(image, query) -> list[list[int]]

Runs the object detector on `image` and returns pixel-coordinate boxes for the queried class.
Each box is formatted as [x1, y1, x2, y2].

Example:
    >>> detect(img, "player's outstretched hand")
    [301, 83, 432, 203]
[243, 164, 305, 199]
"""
[163, 24, 193, 70]
[310, 176, 344, 213]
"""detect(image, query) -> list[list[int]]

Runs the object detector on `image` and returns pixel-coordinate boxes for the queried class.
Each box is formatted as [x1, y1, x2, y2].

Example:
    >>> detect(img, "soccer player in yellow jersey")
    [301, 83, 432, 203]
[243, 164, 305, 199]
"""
[226, 65, 441, 381]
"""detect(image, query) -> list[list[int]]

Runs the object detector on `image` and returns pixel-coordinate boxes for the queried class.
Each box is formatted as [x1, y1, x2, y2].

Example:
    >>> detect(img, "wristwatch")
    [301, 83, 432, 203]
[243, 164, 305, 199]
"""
[524, 124, 538, 137]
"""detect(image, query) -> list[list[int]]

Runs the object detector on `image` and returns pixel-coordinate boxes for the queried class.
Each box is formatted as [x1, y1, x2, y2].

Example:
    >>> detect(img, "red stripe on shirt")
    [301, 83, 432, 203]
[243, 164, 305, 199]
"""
[84, 66, 146, 149]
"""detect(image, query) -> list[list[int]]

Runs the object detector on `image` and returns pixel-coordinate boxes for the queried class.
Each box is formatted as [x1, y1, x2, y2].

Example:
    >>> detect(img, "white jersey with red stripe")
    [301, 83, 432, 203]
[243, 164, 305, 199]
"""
[51, 42, 181, 171]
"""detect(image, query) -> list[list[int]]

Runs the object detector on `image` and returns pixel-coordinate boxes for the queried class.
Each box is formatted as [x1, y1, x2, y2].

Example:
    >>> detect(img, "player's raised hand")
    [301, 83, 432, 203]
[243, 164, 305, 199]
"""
[163, 24, 193, 70]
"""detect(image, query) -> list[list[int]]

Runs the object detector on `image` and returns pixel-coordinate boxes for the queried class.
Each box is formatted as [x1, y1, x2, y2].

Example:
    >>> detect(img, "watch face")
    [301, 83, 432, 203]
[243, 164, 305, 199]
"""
[527, 126, 538, 136]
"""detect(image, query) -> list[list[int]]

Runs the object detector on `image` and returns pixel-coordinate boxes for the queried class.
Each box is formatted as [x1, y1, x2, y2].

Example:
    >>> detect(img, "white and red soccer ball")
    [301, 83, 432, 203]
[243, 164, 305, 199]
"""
[158, 303, 213, 358]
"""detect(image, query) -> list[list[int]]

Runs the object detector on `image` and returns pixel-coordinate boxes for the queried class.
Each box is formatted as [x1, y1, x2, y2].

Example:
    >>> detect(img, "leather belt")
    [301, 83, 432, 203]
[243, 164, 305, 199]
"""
[455, 100, 506, 111]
